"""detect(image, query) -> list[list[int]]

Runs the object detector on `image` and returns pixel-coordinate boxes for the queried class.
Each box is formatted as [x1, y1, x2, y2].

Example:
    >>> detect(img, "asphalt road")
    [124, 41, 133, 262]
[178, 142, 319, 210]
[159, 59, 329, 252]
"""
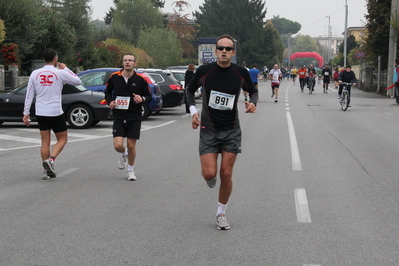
[1, 79, 399, 265]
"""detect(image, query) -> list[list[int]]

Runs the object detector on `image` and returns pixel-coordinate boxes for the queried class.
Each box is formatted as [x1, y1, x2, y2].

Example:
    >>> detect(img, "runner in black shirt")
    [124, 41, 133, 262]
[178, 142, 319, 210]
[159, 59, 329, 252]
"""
[186, 34, 258, 230]
[105, 53, 152, 181]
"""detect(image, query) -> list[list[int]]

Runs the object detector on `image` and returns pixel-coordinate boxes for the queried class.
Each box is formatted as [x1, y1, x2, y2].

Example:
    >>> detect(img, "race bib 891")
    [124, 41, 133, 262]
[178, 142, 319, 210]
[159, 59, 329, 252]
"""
[208, 90, 235, 110]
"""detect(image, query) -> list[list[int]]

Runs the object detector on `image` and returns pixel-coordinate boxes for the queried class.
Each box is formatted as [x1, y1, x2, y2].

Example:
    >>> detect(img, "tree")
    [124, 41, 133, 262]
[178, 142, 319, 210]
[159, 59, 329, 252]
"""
[291, 34, 319, 67]
[262, 20, 284, 66]
[193, 0, 281, 67]
[0, 19, 5, 43]
[137, 27, 182, 68]
[270, 15, 301, 35]
[112, 0, 164, 46]
[45, 0, 93, 67]
[338, 34, 358, 54]
[0, 0, 44, 58]
[105, 0, 165, 25]
[364, 0, 390, 69]
[167, 1, 197, 59]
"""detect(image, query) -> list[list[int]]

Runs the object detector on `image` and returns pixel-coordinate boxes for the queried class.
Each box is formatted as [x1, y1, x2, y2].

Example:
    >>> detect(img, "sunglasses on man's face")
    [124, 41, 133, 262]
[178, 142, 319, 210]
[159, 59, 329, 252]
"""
[216, 46, 234, 51]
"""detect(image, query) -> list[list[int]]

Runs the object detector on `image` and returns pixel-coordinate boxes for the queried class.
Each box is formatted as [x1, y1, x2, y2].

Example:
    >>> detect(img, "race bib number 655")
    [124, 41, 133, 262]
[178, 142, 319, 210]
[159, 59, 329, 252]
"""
[209, 90, 235, 110]
[115, 96, 130, 110]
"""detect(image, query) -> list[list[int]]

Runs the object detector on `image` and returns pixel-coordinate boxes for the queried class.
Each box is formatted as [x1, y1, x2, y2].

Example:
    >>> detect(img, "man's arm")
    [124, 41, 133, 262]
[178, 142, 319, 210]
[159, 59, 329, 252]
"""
[141, 81, 152, 104]
[58, 63, 82, 86]
[104, 75, 115, 107]
[186, 68, 202, 129]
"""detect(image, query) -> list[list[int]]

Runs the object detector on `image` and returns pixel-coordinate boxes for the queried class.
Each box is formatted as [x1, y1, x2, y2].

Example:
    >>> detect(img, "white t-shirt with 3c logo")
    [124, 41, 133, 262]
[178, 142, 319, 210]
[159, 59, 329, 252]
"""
[24, 65, 82, 116]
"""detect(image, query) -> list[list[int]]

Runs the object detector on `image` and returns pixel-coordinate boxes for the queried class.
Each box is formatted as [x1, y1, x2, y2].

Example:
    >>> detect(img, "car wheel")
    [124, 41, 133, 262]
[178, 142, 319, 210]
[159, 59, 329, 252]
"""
[0, 121, 3, 125]
[92, 120, 100, 125]
[142, 104, 149, 120]
[66, 104, 94, 129]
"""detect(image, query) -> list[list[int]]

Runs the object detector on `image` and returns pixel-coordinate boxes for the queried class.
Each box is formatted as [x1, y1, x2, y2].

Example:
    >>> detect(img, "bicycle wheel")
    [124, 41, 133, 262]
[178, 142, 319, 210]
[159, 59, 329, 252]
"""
[341, 92, 348, 111]
[309, 81, 313, 94]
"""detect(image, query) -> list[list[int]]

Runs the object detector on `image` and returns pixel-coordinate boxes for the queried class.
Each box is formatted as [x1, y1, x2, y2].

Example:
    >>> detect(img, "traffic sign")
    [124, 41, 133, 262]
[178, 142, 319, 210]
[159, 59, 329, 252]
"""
[356, 51, 365, 59]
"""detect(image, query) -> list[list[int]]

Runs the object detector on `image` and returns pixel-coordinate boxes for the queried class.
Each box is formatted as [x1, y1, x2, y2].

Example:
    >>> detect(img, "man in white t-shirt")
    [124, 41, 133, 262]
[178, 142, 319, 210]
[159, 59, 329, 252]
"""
[23, 49, 82, 180]
[269, 64, 282, 102]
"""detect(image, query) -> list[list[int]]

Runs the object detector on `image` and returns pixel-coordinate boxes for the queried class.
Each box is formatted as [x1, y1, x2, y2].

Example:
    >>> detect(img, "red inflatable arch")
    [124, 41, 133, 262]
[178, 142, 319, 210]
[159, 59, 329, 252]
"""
[290, 52, 324, 67]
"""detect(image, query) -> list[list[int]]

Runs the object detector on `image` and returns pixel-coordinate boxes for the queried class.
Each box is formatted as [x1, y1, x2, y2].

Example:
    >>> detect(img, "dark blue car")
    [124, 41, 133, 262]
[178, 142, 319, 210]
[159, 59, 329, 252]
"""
[78, 68, 163, 119]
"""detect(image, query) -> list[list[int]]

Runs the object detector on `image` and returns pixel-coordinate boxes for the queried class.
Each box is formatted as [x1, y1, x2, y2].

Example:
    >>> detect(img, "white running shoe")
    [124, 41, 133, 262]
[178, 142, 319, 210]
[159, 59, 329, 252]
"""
[126, 171, 137, 181]
[42, 159, 56, 178]
[216, 214, 230, 230]
[42, 170, 50, 180]
[206, 177, 216, 188]
[118, 155, 127, 170]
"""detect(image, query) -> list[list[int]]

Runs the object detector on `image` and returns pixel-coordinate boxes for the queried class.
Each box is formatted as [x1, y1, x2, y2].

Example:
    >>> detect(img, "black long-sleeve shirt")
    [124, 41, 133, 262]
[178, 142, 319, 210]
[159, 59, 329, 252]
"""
[186, 62, 258, 132]
[104, 70, 152, 121]
[338, 70, 357, 84]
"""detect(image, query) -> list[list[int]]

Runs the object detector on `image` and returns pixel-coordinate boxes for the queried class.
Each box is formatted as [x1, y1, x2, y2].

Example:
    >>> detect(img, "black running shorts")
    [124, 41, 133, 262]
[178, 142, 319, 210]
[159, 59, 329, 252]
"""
[113, 119, 141, 139]
[36, 115, 67, 133]
[199, 128, 242, 156]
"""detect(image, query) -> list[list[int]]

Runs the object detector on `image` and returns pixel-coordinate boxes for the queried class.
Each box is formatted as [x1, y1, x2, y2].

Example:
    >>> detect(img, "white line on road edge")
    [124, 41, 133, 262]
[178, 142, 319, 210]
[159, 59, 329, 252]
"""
[285, 86, 302, 171]
[141, 120, 176, 131]
[0, 120, 177, 152]
[57, 168, 79, 178]
[295, 188, 312, 223]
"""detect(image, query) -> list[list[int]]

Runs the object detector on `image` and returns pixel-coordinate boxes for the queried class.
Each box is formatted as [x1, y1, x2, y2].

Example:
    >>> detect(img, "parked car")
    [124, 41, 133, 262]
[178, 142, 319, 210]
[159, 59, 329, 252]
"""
[0, 83, 111, 129]
[168, 68, 201, 98]
[77, 68, 163, 119]
[136, 68, 184, 108]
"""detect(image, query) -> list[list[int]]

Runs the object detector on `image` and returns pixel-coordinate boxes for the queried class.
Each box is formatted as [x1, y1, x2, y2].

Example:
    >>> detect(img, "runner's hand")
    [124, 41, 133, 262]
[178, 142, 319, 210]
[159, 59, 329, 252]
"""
[133, 93, 143, 104]
[245, 102, 256, 113]
[22, 115, 31, 127]
[192, 113, 200, 129]
[109, 100, 116, 109]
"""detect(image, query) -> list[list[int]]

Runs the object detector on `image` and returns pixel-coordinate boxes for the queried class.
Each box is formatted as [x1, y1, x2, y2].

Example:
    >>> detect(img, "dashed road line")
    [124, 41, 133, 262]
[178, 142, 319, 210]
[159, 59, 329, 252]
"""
[285, 86, 302, 171]
[295, 188, 312, 223]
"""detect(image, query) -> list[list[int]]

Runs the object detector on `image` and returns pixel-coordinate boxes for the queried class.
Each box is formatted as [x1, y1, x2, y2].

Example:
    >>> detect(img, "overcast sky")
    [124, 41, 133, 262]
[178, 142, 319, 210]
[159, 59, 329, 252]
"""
[90, 0, 367, 37]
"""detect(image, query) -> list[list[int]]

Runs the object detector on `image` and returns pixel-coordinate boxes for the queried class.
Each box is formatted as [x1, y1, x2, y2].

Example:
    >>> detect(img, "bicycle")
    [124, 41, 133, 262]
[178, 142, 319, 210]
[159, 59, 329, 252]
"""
[339, 82, 351, 111]
[308, 77, 315, 94]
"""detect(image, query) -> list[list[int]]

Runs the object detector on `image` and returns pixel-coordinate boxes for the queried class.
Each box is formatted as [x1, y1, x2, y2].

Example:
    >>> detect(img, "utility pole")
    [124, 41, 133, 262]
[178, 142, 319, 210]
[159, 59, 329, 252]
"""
[343, 0, 348, 66]
[387, 0, 399, 97]
[326, 16, 331, 64]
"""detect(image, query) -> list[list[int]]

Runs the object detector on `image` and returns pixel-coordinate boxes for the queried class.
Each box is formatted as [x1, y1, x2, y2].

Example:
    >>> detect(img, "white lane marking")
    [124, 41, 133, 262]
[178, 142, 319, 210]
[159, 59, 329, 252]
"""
[141, 120, 176, 131]
[386, 112, 393, 116]
[304, 264, 321, 266]
[286, 111, 302, 171]
[0, 121, 176, 152]
[0, 134, 50, 144]
[295, 188, 312, 223]
[57, 168, 79, 178]
[285, 85, 302, 171]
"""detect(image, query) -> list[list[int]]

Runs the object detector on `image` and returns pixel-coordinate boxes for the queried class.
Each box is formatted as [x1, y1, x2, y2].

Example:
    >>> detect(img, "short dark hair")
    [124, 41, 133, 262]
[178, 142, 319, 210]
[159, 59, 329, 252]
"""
[253, 63, 258, 68]
[42, 49, 57, 63]
[123, 53, 135, 59]
[346, 65, 352, 69]
[216, 34, 235, 47]
[395, 58, 399, 64]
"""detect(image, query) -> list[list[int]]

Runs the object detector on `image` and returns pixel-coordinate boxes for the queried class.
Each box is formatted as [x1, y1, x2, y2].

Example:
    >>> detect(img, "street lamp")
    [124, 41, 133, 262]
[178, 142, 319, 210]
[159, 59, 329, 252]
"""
[326, 16, 331, 64]
[344, 0, 348, 66]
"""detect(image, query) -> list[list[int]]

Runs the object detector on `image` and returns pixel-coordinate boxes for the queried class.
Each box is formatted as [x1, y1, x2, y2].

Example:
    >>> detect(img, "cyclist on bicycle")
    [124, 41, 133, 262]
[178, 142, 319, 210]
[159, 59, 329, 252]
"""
[338, 65, 357, 107]
[307, 64, 317, 92]
[307, 71, 316, 92]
